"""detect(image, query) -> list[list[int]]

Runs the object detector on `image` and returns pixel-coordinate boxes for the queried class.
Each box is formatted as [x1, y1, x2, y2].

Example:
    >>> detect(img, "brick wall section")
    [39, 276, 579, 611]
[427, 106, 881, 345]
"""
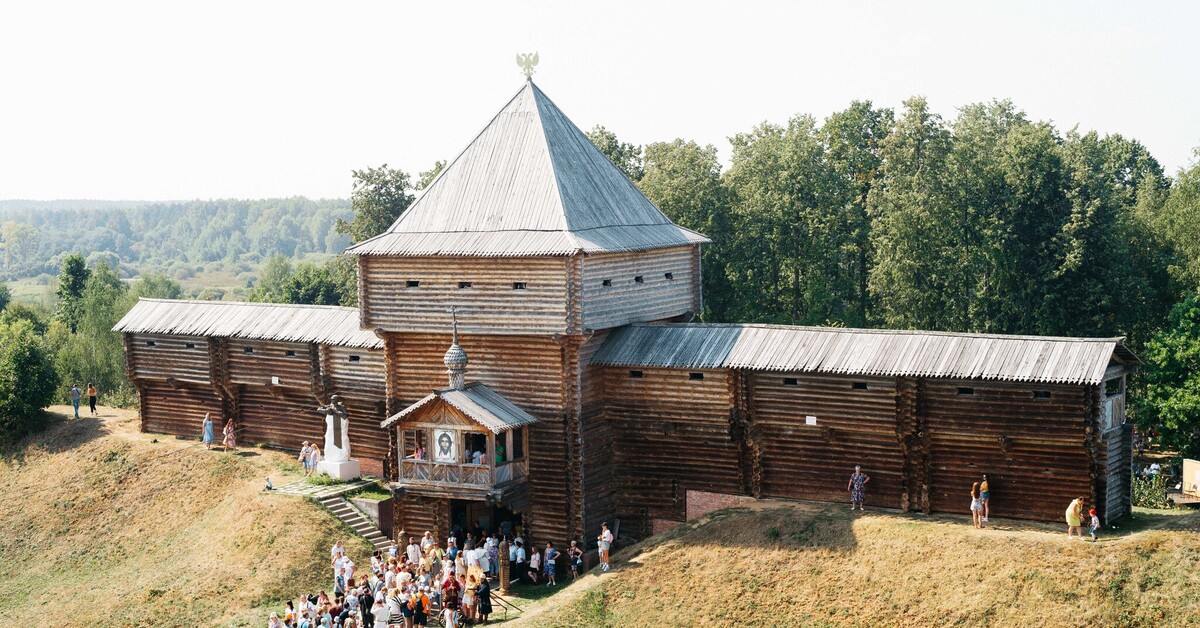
[687, 490, 756, 521]
[650, 518, 684, 535]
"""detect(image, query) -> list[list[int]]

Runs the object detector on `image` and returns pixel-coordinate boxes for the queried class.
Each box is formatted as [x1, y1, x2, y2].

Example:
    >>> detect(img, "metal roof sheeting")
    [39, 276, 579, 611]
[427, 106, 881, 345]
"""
[113, 298, 383, 349]
[347, 81, 709, 257]
[381, 382, 540, 433]
[593, 324, 1140, 385]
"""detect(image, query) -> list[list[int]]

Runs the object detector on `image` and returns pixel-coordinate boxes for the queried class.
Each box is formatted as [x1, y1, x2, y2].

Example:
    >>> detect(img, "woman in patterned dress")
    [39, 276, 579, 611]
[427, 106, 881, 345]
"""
[847, 465, 869, 511]
[222, 418, 237, 452]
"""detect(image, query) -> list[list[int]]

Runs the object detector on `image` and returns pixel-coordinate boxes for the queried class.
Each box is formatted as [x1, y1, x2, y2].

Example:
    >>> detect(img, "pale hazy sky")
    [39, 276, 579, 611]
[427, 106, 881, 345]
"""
[2, 0, 1197, 201]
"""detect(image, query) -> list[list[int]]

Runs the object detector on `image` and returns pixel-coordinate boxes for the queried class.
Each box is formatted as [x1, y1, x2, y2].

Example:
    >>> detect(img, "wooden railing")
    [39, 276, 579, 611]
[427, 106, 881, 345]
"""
[494, 459, 528, 484]
[400, 459, 491, 486]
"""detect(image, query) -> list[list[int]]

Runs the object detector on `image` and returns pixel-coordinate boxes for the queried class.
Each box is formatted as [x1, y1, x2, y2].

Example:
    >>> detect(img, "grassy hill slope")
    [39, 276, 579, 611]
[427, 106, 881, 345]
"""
[0, 406, 370, 626]
[521, 501, 1200, 628]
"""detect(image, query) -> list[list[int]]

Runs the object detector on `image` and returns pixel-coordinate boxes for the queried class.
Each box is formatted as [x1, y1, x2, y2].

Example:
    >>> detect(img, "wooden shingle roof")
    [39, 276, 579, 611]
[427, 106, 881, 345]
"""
[347, 81, 709, 257]
[593, 323, 1140, 385]
[380, 382, 540, 433]
[113, 298, 383, 349]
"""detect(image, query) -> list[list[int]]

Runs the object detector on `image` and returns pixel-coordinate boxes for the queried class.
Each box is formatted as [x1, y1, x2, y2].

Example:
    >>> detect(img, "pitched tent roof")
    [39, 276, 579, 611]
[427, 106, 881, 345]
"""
[380, 382, 540, 434]
[113, 298, 383, 349]
[347, 81, 709, 257]
[593, 323, 1141, 386]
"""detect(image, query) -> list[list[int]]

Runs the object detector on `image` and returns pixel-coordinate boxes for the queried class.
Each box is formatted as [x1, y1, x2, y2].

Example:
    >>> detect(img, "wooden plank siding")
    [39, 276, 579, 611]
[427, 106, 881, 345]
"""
[359, 256, 570, 335]
[138, 380, 223, 438]
[127, 333, 212, 385]
[921, 380, 1093, 521]
[392, 495, 451, 542]
[579, 247, 700, 330]
[601, 367, 742, 525]
[385, 332, 573, 545]
[235, 384, 326, 452]
[749, 373, 906, 509]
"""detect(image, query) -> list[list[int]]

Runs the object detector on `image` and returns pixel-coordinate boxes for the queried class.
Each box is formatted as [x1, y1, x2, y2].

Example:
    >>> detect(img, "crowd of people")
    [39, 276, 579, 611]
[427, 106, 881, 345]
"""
[268, 524, 602, 627]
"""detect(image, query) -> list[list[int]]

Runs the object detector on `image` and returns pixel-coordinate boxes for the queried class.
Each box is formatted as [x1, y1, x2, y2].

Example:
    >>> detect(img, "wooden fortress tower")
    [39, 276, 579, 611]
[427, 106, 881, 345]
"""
[117, 79, 1140, 544]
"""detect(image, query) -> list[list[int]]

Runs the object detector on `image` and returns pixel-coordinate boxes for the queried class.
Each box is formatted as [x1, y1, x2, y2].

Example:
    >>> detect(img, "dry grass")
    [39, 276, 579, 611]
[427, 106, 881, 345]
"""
[0, 406, 372, 627]
[522, 502, 1200, 628]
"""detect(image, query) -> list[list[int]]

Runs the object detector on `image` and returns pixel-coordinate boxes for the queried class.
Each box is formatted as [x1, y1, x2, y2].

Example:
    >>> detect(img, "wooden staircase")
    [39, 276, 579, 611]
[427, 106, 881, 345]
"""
[318, 494, 391, 551]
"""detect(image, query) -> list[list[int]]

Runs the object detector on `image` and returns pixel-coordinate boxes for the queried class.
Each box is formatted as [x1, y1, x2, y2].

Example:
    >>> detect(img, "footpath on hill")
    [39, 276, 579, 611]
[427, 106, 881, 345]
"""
[0, 406, 372, 627]
[512, 500, 1200, 628]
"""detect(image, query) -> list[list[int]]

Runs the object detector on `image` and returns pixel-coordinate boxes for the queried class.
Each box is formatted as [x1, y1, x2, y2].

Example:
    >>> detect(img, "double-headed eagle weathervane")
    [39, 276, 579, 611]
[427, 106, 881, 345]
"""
[516, 51, 539, 80]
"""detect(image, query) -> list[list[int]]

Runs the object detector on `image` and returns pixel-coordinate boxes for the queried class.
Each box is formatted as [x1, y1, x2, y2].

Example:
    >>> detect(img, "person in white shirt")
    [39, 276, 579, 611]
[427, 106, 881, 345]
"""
[599, 522, 614, 571]
[371, 597, 389, 628]
[472, 449, 483, 465]
[331, 540, 345, 566]
[407, 537, 422, 567]
[421, 531, 435, 552]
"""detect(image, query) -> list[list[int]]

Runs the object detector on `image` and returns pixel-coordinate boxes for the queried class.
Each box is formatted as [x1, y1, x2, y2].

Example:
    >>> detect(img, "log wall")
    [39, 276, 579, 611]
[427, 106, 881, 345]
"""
[235, 384, 325, 451]
[579, 246, 700, 330]
[392, 494, 450, 542]
[750, 373, 906, 508]
[138, 380, 223, 438]
[127, 333, 212, 384]
[579, 330, 615, 541]
[224, 339, 316, 390]
[921, 380, 1092, 521]
[602, 367, 742, 524]
[359, 256, 570, 335]
[324, 345, 389, 462]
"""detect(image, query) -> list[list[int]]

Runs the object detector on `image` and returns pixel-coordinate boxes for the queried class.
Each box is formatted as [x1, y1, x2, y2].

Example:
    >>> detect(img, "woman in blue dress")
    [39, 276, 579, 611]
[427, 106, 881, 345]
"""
[201, 412, 215, 450]
[847, 465, 870, 511]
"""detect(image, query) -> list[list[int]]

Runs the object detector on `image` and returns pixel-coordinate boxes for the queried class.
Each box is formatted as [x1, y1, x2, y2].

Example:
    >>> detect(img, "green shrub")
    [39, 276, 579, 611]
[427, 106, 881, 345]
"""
[0, 319, 60, 442]
[305, 473, 342, 486]
[1132, 474, 1172, 509]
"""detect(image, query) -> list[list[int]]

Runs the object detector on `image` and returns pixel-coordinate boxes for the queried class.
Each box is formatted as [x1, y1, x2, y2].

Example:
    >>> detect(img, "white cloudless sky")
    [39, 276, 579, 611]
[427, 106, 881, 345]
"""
[1, 0, 1197, 201]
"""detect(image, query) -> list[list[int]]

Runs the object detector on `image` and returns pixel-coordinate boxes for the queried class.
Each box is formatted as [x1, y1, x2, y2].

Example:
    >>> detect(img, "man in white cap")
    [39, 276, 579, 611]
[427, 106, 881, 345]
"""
[299, 441, 313, 476]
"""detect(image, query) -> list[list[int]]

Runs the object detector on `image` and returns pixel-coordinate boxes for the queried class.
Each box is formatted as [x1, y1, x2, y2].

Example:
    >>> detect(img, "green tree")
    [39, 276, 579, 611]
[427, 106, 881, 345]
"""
[867, 96, 957, 330]
[0, 319, 60, 442]
[336, 164, 415, 243]
[1152, 149, 1200, 286]
[129, 273, 183, 300]
[417, 160, 447, 191]
[640, 139, 733, 320]
[55, 253, 90, 332]
[280, 261, 343, 306]
[0, 281, 10, 311]
[248, 254, 294, 303]
[587, 125, 644, 182]
[820, 101, 893, 325]
[1138, 289, 1200, 458]
[0, 302, 50, 335]
[52, 260, 132, 407]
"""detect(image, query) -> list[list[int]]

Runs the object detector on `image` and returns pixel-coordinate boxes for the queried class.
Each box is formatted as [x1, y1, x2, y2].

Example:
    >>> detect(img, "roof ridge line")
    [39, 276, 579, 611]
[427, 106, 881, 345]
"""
[624, 321, 1125, 343]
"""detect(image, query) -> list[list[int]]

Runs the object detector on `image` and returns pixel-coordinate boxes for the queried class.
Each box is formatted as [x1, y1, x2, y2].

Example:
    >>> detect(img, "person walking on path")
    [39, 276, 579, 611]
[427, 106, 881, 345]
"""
[598, 523, 613, 572]
[980, 474, 991, 523]
[69, 384, 82, 419]
[970, 482, 984, 529]
[848, 465, 870, 511]
[202, 413, 215, 450]
[86, 383, 98, 416]
[1065, 496, 1086, 539]
[222, 418, 237, 452]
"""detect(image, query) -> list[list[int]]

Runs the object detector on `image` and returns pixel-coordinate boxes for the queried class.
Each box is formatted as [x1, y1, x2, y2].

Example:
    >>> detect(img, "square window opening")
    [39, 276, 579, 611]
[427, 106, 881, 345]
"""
[634, 275, 644, 284]
[602, 279, 612, 287]
[783, 377, 798, 386]
[852, 382, 868, 390]
[1105, 378, 1122, 397]
[957, 387, 974, 396]
[285, 350, 296, 357]
[458, 281, 472, 289]
[349, 355, 361, 362]
[513, 282, 527, 290]
[689, 372, 704, 381]
[664, 272, 674, 280]
[406, 280, 420, 288]
[243, 347, 254, 354]
[145, 340, 156, 347]
[1033, 390, 1052, 399]
[185, 342, 195, 349]
[629, 370, 643, 379]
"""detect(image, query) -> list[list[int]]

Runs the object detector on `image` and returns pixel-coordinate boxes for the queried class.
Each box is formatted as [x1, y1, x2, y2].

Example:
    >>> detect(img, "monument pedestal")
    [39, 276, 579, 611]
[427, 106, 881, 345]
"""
[318, 459, 361, 481]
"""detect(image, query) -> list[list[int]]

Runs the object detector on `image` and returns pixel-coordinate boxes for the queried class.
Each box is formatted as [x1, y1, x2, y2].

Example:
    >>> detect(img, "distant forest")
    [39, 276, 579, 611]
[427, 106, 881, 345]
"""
[0, 197, 351, 288]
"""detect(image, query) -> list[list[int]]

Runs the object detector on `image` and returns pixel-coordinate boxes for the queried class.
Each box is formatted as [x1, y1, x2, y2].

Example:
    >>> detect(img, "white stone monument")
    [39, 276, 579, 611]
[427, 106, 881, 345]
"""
[317, 395, 361, 480]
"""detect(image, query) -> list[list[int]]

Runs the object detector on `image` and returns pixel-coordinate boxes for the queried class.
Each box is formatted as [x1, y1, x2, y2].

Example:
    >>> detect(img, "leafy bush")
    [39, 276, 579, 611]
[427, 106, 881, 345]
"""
[0, 319, 60, 442]
[305, 473, 343, 486]
[1132, 474, 1172, 509]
